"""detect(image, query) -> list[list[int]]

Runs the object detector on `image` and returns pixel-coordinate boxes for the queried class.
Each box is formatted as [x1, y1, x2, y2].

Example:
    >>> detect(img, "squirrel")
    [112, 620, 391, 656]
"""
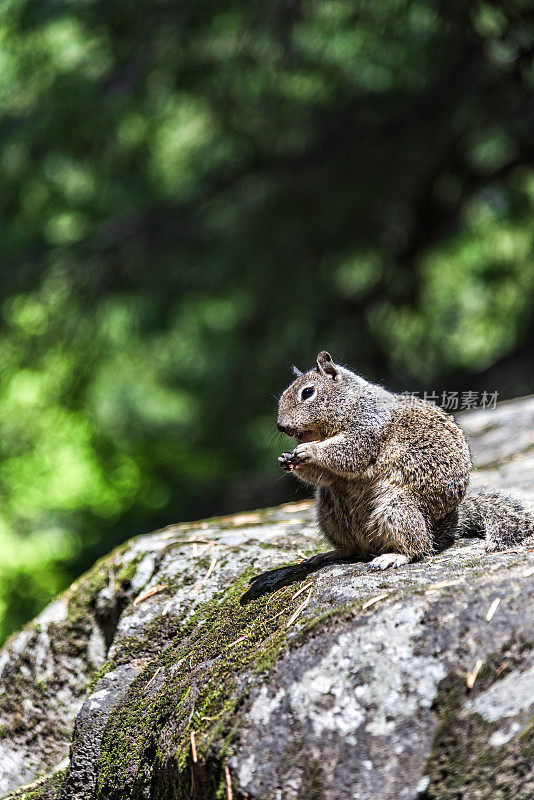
[242, 351, 534, 602]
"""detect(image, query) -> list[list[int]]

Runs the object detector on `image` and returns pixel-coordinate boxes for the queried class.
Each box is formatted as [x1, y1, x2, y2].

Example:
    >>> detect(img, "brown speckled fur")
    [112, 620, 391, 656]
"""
[277, 352, 534, 564]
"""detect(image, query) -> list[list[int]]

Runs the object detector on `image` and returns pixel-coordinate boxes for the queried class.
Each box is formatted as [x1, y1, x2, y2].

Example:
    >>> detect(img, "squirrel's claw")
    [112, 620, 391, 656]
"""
[278, 453, 294, 472]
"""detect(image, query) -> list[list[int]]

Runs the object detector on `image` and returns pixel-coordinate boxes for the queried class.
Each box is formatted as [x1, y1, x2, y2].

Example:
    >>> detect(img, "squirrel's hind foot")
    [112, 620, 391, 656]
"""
[367, 553, 412, 571]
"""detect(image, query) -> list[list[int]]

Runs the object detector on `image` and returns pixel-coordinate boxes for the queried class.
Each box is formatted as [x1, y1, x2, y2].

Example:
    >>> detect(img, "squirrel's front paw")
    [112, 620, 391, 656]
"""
[290, 442, 317, 468]
[278, 452, 295, 472]
[278, 443, 318, 472]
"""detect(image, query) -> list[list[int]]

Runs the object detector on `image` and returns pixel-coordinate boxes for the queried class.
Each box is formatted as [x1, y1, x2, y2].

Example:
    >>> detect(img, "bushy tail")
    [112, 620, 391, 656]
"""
[457, 490, 534, 552]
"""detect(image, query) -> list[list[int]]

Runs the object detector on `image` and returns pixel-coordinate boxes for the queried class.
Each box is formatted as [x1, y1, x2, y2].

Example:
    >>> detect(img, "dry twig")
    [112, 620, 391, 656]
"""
[466, 659, 483, 689]
[496, 660, 511, 677]
[144, 667, 162, 693]
[224, 760, 233, 800]
[266, 587, 285, 607]
[291, 582, 313, 601]
[161, 599, 174, 616]
[361, 593, 389, 610]
[425, 578, 464, 595]
[205, 558, 218, 580]
[228, 634, 249, 648]
[190, 731, 198, 763]
[485, 598, 500, 621]
[285, 589, 312, 627]
[133, 585, 168, 605]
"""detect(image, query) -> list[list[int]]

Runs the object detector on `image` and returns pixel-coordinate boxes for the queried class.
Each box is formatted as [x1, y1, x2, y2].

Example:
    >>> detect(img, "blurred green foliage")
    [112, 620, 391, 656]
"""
[1, 0, 534, 643]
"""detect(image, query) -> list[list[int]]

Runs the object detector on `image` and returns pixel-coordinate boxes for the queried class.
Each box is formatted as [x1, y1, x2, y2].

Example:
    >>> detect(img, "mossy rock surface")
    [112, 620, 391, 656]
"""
[1, 397, 534, 800]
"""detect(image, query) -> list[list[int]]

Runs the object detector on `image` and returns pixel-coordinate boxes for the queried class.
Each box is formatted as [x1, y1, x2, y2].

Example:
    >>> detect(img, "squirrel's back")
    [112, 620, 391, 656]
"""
[383, 395, 471, 521]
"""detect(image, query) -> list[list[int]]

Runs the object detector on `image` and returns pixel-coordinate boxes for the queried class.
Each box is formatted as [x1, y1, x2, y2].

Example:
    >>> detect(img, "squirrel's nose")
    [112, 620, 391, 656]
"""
[277, 423, 292, 435]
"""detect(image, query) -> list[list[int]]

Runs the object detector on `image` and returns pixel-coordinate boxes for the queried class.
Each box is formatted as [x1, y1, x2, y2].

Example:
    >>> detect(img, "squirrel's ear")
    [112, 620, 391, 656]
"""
[316, 351, 339, 380]
[292, 365, 303, 377]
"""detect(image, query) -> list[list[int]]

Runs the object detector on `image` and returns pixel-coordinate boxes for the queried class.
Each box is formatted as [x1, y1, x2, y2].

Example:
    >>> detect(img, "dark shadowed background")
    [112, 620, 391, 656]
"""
[1, 0, 534, 643]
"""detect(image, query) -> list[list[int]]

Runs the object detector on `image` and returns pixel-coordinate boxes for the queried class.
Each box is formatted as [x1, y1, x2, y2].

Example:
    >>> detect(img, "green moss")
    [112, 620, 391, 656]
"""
[115, 553, 145, 586]
[64, 553, 118, 624]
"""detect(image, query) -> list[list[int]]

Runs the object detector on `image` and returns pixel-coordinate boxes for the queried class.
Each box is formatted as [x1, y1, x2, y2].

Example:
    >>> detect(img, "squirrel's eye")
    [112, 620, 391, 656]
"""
[300, 386, 315, 401]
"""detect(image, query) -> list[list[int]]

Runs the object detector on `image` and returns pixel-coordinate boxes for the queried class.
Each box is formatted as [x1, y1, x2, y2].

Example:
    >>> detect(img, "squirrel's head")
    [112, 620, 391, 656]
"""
[277, 351, 360, 443]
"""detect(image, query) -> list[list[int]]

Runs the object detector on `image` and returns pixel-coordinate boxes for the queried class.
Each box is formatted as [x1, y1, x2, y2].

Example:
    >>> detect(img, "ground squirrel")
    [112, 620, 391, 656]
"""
[242, 351, 534, 602]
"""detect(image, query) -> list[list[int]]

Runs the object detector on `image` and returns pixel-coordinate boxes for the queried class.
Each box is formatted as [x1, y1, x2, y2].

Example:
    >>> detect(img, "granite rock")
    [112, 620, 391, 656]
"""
[1, 397, 533, 800]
